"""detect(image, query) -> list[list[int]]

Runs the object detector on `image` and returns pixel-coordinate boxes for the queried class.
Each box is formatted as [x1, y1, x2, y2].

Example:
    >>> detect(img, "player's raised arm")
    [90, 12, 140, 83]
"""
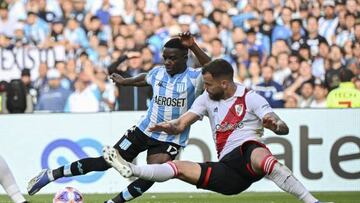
[107, 51, 149, 87]
[107, 51, 140, 74]
[262, 112, 289, 135]
[149, 111, 200, 134]
[110, 72, 148, 87]
[179, 32, 211, 66]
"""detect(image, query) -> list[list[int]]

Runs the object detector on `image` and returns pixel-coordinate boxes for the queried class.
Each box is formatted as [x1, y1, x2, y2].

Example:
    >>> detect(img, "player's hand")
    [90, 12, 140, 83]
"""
[110, 73, 125, 84]
[262, 115, 277, 131]
[126, 51, 141, 59]
[179, 32, 195, 48]
[149, 122, 178, 134]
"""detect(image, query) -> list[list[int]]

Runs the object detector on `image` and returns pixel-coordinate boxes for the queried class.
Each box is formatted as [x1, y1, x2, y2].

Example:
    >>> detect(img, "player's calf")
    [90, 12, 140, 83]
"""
[247, 148, 325, 203]
[261, 155, 320, 203]
[28, 156, 110, 195]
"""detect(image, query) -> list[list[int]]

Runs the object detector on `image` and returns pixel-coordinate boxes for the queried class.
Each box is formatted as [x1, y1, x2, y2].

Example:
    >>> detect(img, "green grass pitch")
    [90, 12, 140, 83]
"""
[0, 192, 359, 203]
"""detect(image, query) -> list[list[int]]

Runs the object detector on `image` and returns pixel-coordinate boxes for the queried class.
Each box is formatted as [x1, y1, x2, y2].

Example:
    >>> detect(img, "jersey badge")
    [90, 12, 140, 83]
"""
[235, 104, 243, 116]
[176, 82, 186, 93]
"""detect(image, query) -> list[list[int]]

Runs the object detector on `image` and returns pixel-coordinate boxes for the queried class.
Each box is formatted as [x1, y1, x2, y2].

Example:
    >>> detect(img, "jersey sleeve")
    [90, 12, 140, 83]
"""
[246, 90, 273, 120]
[145, 66, 160, 85]
[189, 92, 208, 120]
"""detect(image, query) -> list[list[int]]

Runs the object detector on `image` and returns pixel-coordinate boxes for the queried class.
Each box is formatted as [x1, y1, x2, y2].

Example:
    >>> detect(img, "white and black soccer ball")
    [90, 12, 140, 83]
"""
[53, 186, 84, 203]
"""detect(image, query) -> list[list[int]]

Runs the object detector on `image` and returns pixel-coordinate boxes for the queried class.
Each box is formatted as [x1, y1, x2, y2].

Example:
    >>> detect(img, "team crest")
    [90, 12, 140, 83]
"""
[176, 82, 186, 93]
[235, 104, 243, 116]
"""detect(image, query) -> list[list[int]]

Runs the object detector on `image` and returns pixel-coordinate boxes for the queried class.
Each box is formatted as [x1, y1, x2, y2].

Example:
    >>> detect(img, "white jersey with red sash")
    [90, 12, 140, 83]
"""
[189, 83, 274, 159]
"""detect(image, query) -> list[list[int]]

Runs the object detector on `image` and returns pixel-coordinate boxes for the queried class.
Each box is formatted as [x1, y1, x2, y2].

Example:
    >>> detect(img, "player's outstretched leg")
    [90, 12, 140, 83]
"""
[103, 145, 172, 203]
[104, 146, 178, 203]
[0, 155, 28, 203]
[251, 147, 321, 203]
[27, 156, 111, 195]
[103, 146, 177, 182]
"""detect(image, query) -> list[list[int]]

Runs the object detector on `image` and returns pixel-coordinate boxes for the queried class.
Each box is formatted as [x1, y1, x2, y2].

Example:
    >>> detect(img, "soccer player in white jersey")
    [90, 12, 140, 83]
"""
[0, 155, 28, 203]
[27, 33, 211, 203]
[104, 59, 324, 203]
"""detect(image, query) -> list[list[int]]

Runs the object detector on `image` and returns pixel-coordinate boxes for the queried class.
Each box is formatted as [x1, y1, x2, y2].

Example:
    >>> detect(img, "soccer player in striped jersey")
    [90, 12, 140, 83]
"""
[27, 32, 211, 203]
[104, 59, 324, 203]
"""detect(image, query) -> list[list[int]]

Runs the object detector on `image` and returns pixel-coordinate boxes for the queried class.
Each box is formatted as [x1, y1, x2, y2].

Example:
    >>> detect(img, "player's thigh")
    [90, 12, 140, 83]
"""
[196, 162, 251, 195]
[113, 126, 149, 162]
[147, 139, 181, 164]
[173, 160, 202, 185]
[147, 153, 172, 164]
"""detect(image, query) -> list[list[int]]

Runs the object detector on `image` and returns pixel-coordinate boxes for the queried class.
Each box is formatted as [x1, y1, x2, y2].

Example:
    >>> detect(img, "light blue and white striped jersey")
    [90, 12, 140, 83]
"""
[137, 65, 203, 147]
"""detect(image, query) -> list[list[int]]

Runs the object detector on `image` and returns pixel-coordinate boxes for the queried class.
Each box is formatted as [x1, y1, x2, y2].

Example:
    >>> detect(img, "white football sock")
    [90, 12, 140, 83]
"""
[130, 162, 178, 182]
[266, 161, 318, 203]
[0, 155, 26, 203]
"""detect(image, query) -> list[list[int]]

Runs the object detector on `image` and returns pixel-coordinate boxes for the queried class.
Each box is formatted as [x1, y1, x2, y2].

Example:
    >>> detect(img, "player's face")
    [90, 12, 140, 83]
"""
[162, 48, 187, 75]
[203, 72, 224, 101]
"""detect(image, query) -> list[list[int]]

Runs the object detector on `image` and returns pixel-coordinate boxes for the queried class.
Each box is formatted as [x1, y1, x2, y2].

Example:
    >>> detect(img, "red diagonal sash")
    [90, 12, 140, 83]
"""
[215, 90, 248, 158]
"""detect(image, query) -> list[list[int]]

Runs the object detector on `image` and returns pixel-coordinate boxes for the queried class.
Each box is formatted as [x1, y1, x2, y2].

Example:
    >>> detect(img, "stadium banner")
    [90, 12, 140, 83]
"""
[0, 109, 359, 194]
[0, 46, 66, 82]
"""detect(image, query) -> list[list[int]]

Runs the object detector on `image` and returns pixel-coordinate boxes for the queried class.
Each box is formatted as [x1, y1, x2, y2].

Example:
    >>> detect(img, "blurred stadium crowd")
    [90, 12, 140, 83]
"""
[0, 0, 359, 113]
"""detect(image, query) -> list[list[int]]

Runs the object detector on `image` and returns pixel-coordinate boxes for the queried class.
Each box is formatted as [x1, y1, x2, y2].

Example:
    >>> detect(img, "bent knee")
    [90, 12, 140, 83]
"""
[251, 148, 273, 173]
[171, 161, 201, 184]
[172, 160, 186, 176]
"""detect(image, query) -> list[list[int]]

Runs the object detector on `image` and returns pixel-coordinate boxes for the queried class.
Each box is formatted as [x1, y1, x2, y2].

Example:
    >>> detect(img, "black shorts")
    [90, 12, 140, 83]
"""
[196, 141, 268, 195]
[113, 126, 181, 162]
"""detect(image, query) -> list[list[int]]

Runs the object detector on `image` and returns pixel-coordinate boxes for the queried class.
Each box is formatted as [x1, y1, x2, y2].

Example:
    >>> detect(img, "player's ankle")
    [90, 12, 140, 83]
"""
[52, 167, 64, 180]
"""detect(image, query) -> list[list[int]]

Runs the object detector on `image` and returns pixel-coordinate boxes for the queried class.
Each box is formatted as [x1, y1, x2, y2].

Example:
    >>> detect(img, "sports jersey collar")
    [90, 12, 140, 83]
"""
[233, 83, 246, 97]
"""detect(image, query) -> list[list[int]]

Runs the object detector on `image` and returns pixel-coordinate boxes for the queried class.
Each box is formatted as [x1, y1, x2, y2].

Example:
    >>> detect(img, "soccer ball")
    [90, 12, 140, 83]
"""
[53, 186, 84, 203]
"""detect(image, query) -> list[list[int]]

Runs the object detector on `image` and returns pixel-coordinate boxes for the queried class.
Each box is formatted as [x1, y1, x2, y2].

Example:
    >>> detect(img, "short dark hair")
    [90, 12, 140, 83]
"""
[289, 53, 300, 61]
[202, 59, 233, 80]
[339, 68, 355, 82]
[21, 68, 31, 77]
[164, 38, 188, 51]
[290, 18, 302, 26]
[90, 16, 100, 21]
[345, 12, 356, 19]
[301, 80, 315, 89]
[246, 28, 256, 35]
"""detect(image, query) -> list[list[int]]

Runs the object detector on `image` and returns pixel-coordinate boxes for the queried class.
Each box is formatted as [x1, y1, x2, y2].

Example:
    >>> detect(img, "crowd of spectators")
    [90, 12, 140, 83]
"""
[0, 0, 359, 113]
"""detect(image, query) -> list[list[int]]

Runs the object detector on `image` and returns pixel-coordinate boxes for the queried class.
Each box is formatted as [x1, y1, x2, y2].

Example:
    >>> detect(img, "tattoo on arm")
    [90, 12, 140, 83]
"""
[266, 112, 289, 135]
